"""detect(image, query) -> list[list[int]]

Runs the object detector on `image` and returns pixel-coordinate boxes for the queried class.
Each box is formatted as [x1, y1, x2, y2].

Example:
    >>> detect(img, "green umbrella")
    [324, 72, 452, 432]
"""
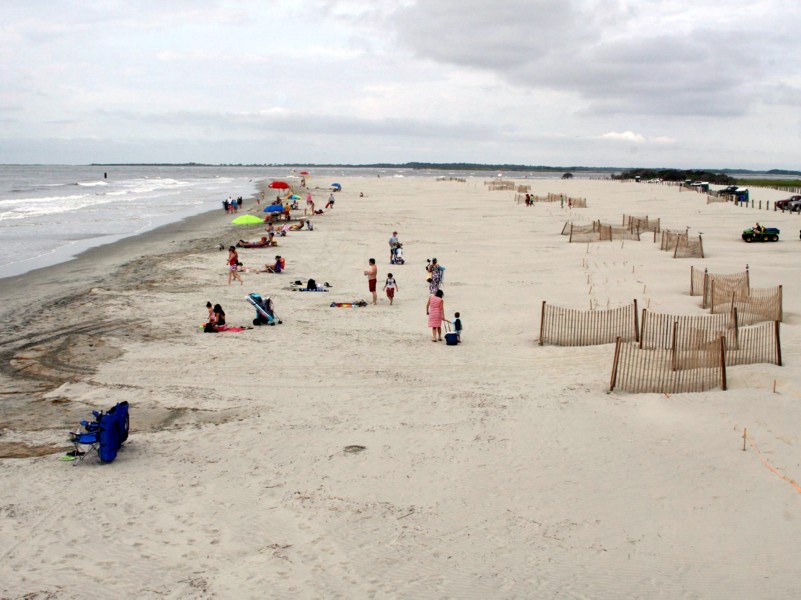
[232, 214, 264, 225]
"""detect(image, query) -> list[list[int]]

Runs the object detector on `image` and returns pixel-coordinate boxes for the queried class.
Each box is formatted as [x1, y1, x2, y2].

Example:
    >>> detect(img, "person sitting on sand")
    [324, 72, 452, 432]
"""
[289, 219, 306, 231]
[257, 255, 285, 273]
[204, 302, 226, 332]
[237, 235, 275, 248]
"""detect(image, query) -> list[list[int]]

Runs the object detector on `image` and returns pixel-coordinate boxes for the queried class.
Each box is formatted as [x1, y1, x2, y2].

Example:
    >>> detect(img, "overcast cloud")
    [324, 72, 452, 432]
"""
[1, 0, 799, 168]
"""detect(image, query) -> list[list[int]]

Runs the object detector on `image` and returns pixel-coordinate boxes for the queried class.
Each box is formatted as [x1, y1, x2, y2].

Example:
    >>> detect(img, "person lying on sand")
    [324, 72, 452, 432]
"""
[289, 219, 306, 231]
[237, 235, 276, 248]
[256, 256, 285, 273]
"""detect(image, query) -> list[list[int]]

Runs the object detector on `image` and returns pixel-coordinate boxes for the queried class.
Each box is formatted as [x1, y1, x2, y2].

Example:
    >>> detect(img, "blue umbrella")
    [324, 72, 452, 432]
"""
[330, 182, 341, 189]
[263, 205, 285, 213]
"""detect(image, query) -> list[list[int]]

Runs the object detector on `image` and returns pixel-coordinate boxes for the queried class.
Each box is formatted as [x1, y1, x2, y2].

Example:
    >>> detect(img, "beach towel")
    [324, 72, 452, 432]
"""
[200, 324, 248, 332]
[330, 301, 368, 308]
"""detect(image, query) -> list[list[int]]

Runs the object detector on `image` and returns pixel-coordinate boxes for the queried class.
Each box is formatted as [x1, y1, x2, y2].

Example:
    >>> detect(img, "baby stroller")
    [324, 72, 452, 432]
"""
[246, 293, 283, 326]
[391, 244, 405, 265]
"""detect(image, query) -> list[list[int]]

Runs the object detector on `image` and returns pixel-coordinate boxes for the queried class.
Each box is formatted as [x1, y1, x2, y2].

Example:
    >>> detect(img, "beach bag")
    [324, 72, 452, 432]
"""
[307, 278, 317, 291]
[204, 322, 218, 333]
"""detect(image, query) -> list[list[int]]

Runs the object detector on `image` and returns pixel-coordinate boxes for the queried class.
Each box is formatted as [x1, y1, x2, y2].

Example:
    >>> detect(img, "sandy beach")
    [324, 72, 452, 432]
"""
[2, 176, 801, 598]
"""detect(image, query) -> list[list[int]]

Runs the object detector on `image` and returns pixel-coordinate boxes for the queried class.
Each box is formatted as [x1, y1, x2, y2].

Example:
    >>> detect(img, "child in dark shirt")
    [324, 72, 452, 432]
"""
[452, 312, 462, 342]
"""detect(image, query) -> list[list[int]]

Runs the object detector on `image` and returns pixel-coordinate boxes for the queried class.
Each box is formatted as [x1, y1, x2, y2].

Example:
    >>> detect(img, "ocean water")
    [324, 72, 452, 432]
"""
[0, 164, 616, 280]
[0, 165, 299, 279]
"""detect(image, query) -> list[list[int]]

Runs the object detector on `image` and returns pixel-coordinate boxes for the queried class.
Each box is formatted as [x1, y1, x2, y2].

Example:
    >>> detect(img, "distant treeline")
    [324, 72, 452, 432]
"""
[88, 162, 800, 178]
[614, 169, 735, 185]
[90, 161, 616, 172]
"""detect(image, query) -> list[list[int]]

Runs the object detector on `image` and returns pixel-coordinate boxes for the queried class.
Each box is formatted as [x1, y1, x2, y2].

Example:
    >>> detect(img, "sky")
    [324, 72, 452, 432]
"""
[1, 0, 800, 169]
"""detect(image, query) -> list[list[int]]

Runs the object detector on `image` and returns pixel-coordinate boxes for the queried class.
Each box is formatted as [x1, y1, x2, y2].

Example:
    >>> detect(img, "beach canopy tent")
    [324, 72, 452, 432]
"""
[232, 214, 265, 225]
[263, 205, 285, 213]
[268, 181, 290, 189]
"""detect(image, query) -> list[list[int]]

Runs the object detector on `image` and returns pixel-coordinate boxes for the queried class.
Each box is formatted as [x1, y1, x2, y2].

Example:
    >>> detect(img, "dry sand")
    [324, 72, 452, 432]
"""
[1, 177, 800, 598]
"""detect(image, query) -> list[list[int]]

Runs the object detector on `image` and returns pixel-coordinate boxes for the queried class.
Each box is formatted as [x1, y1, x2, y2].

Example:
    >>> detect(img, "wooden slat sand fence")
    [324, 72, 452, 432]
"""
[567, 222, 602, 242]
[707, 194, 729, 203]
[609, 337, 727, 393]
[623, 215, 661, 233]
[516, 193, 550, 204]
[485, 181, 515, 191]
[564, 221, 640, 242]
[673, 234, 704, 258]
[726, 321, 782, 367]
[660, 230, 687, 251]
[639, 310, 737, 350]
[608, 225, 641, 241]
[545, 193, 565, 202]
[539, 300, 639, 346]
[710, 285, 782, 325]
[516, 185, 531, 193]
[690, 266, 750, 307]
[570, 198, 588, 208]
[597, 223, 613, 241]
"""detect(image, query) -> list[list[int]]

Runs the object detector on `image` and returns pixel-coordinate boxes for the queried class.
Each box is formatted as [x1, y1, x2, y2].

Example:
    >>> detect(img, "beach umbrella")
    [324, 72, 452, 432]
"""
[268, 181, 290, 189]
[289, 194, 300, 199]
[299, 171, 309, 175]
[232, 214, 264, 225]
[330, 182, 341, 189]
[263, 205, 285, 213]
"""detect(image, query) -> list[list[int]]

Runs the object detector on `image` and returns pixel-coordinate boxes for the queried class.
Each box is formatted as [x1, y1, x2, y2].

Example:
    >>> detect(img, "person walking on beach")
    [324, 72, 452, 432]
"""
[227, 246, 243, 285]
[364, 258, 378, 305]
[426, 258, 444, 294]
[383, 273, 398, 305]
[326, 193, 335, 209]
[426, 289, 445, 342]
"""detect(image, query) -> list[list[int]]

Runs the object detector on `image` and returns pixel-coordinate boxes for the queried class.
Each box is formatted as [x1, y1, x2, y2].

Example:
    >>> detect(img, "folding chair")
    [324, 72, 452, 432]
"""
[66, 402, 129, 465]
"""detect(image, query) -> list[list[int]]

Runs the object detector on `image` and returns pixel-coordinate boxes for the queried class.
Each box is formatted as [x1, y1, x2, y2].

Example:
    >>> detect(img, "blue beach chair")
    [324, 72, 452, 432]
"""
[67, 402, 129, 465]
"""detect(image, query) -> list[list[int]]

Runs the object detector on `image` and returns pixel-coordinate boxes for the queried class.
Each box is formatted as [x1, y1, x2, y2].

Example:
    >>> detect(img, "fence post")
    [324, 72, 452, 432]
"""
[733, 307, 740, 351]
[633, 299, 639, 343]
[745, 264, 750, 288]
[778, 285, 783, 322]
[671, 321, 678, 371]
[698, 234, 704, 259]
[703, 269, 709, 308]
[539, 301, 546, 346]
[774, 320, 782, 366]
[720, 336, 727, 391]
[690, 265, 695, 295]
[639, 309, 647, 349]
[610, 337, 621, 391]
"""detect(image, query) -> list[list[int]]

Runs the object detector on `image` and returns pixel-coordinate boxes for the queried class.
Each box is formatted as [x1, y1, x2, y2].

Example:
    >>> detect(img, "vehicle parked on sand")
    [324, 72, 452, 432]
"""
[742, 227, 780, 242]
[787, 198, 801, 213]
[775, 195, 801, 211]
[717, 185, 739, 196]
